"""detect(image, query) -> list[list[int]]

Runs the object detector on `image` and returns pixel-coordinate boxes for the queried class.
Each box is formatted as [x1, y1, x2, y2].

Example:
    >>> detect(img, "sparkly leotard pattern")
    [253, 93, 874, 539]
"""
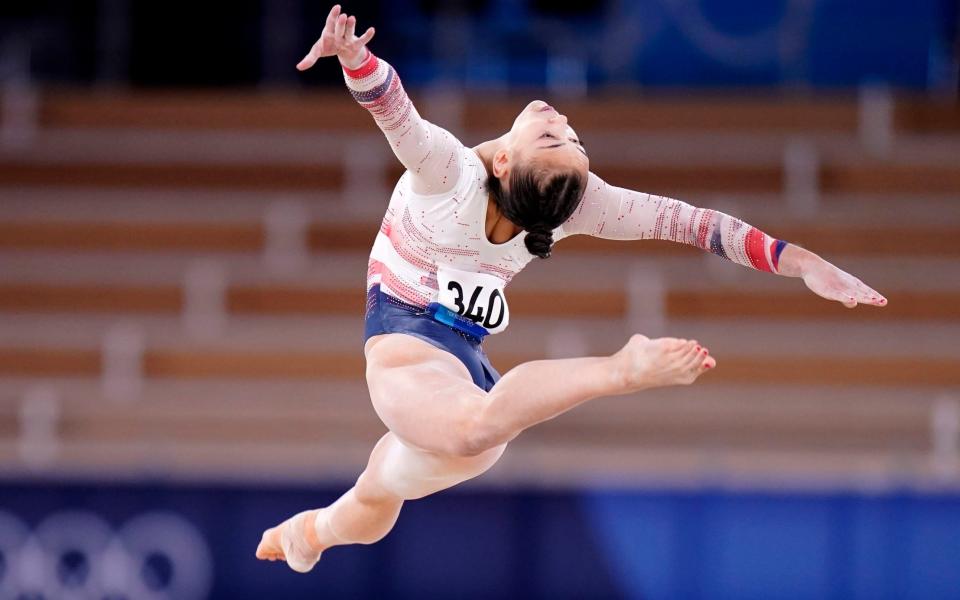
[343, 51, 787, 334]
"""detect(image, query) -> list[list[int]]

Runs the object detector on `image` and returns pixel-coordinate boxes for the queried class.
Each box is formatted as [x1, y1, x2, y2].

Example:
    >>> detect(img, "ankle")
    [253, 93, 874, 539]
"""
[302, 509, 326, 552]
[610, 345, 640, 393]
[312, 507, 348, 549]
[612, 336, 653, 393]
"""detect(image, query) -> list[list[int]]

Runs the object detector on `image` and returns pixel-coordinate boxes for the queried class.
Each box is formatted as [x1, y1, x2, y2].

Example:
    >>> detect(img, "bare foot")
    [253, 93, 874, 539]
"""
[256, 509, 325, 573]
[615, 335, 716, 391]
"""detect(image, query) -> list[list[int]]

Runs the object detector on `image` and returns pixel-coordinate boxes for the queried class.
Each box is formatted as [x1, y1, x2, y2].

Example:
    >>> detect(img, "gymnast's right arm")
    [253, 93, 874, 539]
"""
[297, 4, 463, 196]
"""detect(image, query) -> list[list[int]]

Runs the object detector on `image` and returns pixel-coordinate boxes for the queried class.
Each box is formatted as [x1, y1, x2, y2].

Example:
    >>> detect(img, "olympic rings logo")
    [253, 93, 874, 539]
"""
[0, 509, 213, 600]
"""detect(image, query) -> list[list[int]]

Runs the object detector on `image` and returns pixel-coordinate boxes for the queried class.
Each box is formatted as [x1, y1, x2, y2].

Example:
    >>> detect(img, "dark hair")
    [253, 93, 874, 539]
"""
[487, 167, 586, 259]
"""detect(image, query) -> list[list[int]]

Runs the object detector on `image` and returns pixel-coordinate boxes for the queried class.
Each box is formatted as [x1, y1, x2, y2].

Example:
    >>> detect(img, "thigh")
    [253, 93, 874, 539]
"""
[364, 333, 487, 456]
[370, 432, 506, 501]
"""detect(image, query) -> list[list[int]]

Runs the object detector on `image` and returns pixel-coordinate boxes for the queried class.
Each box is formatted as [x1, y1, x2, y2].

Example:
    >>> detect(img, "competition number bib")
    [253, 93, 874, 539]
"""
[436, 266, 510, 335]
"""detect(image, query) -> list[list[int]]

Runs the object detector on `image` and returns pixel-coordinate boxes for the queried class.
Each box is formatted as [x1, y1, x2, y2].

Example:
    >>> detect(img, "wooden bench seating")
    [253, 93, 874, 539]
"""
[2, 221, 957, 257]
[38, 91, 960, 134]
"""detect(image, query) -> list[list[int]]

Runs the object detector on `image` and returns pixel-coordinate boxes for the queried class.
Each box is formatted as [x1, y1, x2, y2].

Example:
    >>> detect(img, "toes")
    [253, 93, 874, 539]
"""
[690, 346, 713, 369]
[684, 343, 708, 367]
[663, 338, 687, 351]
[256, 527, 283, 561]
[699, 355, 716, 371]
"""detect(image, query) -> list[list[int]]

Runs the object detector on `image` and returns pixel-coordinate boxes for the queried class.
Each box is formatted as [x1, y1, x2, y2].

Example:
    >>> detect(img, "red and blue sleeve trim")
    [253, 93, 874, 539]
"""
[745, 228, 789, 273]
[770, 239, 788, 272]
[745, 227, 772, 272]
[342, 48, 377, 79]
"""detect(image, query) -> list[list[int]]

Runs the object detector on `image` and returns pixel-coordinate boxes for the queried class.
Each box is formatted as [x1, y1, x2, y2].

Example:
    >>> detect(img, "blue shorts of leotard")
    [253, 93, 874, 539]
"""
[364, 284, 501, 392]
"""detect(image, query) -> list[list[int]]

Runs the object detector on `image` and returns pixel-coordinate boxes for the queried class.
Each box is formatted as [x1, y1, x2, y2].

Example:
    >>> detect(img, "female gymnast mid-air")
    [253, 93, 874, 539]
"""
[256, 4, 887, 572]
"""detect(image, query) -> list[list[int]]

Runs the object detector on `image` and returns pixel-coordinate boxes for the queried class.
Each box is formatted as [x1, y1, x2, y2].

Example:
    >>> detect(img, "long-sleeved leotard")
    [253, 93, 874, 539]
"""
[343, 49, 464, 197]
[344, 51, 788, 334]
[557, 173, 788, 273]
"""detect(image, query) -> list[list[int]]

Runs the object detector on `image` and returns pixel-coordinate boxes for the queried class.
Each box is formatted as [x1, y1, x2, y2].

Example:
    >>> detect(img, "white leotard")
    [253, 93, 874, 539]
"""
[367, 150, 532, 305]
[344, 51, 786, 335]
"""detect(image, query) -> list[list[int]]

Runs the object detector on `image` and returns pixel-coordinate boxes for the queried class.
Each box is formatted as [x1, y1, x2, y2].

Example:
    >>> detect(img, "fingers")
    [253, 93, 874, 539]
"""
[809, 263, 888, 309]
[357, 26, 376, 46]
[848, 280, 876, 305]
[838, 268, 887, 307]
[300, 5, 373, 72]
[855, 281, 887, 306]
[298, 4, 341, 71]
[325, 4, 341, 31]
[297, 51, 318, 71]
[826, 289, 858, 308]
[810, 284, 860, 309]
[840, 282, 887, 308]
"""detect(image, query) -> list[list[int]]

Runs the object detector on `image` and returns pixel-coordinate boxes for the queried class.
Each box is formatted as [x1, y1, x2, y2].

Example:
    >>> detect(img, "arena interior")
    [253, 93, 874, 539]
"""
[1, 1, 959, 598]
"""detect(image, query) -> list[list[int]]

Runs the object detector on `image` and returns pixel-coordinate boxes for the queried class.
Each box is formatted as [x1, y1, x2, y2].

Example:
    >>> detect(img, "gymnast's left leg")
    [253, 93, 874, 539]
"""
[255, 431, 506, 572]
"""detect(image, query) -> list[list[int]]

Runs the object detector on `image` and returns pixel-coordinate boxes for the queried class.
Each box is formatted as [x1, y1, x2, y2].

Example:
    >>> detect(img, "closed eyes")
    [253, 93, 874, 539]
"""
[539, 132, 587, 154]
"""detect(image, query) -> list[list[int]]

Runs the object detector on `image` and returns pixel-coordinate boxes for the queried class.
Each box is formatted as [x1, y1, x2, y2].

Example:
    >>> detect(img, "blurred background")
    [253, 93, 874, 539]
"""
[1, 0, 960, 598]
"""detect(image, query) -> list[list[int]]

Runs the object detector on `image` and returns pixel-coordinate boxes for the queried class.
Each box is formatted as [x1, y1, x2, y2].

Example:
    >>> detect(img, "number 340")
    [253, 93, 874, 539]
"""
[447, 281, 506, 329]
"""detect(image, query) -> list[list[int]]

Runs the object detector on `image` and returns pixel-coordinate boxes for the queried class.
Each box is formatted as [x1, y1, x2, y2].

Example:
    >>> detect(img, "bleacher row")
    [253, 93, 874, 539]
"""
[0, 90, 958, 486]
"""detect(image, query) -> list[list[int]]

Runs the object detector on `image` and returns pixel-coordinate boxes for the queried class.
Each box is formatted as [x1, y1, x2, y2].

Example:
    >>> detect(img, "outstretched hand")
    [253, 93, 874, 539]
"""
[780, 245, 887, 308]
[801, 259, 886, 308]
[297, 4, 375, 72]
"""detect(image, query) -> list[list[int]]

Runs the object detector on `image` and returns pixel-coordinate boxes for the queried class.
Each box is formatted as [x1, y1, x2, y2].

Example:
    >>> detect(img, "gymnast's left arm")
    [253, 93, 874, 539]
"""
[297, 5, 463, 197]
[561, 172, 887, 309]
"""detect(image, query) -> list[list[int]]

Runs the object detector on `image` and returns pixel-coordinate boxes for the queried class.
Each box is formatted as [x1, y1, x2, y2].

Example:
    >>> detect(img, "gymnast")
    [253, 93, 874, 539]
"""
[256, 4, 886, 572]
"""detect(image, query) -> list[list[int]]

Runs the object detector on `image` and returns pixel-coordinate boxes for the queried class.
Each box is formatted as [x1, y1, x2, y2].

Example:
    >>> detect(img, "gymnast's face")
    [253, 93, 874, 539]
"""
[504, 100, 589, 176]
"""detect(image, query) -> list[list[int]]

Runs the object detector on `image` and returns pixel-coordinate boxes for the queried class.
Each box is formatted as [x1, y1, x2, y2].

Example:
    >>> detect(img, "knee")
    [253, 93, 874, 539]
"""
[449, 429, 493, 458]
[448, 406, 506, 458]
[355, 468, 396, 502]
[343, 483, 403, 544]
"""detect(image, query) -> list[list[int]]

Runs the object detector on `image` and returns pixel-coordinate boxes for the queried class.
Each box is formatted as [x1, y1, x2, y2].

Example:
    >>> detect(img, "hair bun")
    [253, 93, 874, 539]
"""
[524, 228, 554, 259]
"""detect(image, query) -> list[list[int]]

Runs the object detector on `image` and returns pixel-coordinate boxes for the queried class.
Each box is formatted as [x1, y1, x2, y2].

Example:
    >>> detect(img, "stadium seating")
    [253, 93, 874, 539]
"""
[1, 90, 958, 486]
